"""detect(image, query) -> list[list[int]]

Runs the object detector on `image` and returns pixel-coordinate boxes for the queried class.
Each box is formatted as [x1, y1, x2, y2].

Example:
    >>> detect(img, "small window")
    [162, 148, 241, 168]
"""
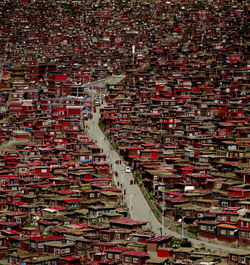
[108, 253, 113, 259]
[125, 256, 131, 262]
[200, 225, 207, 231]
[133, 257, 138, 263]
[220, 229, 226, 235]
[208, 226, 214, 232]
[221, 201, 228, 207]
[185, 211, 191, 217]
[217, 216, 226, 221]
[41, 169, 47, 173]
[230, 216, 237, 222]
[241, 221, 248, 228]
[240, 257, 245, 263]
[103, 234, 108, 239]
[115, 254, 120, 260]
[94, 247, 99, 252]
[178, 253, 184, 258]
[38, 243, 43, 249]
[65, 248, 70, 254]
[240, 231, 247, 237]
[229, 230, 235, 236]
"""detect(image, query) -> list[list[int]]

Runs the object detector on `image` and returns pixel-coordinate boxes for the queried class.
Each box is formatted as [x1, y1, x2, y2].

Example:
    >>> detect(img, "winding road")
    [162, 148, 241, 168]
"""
[84, 104, 237, 253]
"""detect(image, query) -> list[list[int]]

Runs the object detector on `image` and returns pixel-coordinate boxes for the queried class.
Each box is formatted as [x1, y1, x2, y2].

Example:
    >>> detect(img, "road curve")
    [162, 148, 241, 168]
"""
[84, 105, 237, 253]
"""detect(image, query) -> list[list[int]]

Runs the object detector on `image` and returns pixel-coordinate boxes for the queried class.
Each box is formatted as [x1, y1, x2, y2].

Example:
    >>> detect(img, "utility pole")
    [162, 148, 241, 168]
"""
[162, 190, 165, 235]
[121, 173, 124, 205]
[182, 216, 186, 239]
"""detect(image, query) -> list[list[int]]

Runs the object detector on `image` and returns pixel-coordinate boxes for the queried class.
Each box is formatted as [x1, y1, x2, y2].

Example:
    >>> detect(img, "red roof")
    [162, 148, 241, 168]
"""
[127, 146, 143, 150]
[63, 199, 82, 203]
[107, 247, 132, 253]
[218, 211, 238, 215]
[51, 206, 67, 211]
[76, 223, 89, 228]
[1, 230, 20, 235]
[124, 250, 150, 257]
[29, 236, 63, 241]
[146, 235, 172, 243]
[55, 189, 72, 194]
[165, 191, 183, 198]
[0, 221, 21, 226]
[60, 256, 80, 261]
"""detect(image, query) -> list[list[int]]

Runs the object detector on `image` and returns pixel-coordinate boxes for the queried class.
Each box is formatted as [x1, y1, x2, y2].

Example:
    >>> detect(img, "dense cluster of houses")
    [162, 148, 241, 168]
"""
[0, 66, 168, 264]
[99, 10, 249, 244]
[0, 0, 249, 264]
[96, 0, 249, 250]
[0, 66, 243, 265]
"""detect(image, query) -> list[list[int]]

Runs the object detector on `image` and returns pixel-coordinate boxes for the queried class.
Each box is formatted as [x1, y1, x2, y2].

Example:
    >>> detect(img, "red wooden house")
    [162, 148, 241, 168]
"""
[8, 236, 27, 250]
[122, 250, 150, 265]
[227, 186, 250, 198]
[62, 199, 82, 210]
[7, 249, 37, 265]
[58, 256, 81, 265]
[238, 201, 250, 210]
[140, 149, 163, 160]
[24, 236, 64, 253]
[6, 193, 24, 205]
[43, 241, 75, 257]
[238, 217, 250, 246]
[105, 247, 133, 263]
[22, 227, 40, 237]
[12, 130, 31, 141]
[216, 224, 237, 242]
[197, 221, 217, 239]
[125, 146, 143, 160]
[81, 190, 100, 200]
[146, 236, 173, 257]
[66, 106, 84, 118]
[0, 221, 22, 232]
[216, 211, 238, 225]
[109, 218, 148, 231]
[32, 166, 51, 176]
[228, 249, 250, 265]
[5, 212, 28, 223]
[173, 248, 194, 264]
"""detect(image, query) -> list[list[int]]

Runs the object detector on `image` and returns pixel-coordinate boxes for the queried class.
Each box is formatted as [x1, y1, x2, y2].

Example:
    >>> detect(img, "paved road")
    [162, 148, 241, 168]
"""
[84, 105, 237, 253]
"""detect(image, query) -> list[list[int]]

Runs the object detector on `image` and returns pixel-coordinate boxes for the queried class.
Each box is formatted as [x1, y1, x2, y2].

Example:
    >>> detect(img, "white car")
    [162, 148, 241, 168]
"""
[125, 167, 131, 173]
